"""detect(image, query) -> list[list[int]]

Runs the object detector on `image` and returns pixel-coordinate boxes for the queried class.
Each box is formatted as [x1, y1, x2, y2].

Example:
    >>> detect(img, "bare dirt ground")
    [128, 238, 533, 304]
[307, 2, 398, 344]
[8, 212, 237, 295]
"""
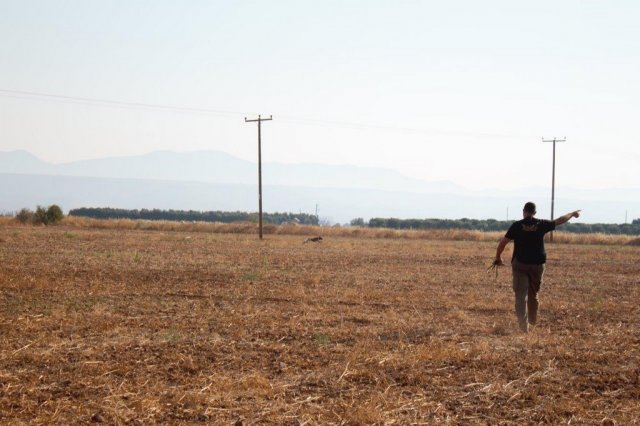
[1, 225, 638, 424]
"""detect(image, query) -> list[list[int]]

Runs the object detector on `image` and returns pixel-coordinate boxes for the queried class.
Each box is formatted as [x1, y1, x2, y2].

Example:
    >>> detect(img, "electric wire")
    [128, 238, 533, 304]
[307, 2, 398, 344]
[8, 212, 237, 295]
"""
[0, 88, 250, 117]
[0, 88, 529, 139]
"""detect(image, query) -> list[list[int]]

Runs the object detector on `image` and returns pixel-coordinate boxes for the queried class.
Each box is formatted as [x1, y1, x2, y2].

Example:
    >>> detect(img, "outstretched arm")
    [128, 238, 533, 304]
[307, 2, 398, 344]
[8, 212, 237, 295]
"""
[554, 210, 581, 226]
[494, 237, 511, 265]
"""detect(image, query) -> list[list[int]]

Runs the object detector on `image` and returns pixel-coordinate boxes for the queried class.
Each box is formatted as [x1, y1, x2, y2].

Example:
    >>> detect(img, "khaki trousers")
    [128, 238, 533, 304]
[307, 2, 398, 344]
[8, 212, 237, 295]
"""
[511, 258, 545, 332]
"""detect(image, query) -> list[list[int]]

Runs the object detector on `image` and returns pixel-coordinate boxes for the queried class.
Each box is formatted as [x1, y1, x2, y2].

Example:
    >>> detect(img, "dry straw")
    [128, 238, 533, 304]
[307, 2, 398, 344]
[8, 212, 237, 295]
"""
[1, 218, 638, 423]
[1, 215, 637, 245]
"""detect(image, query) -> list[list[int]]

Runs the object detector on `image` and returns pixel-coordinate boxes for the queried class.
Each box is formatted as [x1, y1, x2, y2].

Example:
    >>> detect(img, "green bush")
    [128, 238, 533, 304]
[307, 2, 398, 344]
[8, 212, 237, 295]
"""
[15, 208, 34, 224]
[350, 217, 365, 227]
[14, 205, 64, 226]
[32, 206, 49, 225]
[46, 205, 64, 224]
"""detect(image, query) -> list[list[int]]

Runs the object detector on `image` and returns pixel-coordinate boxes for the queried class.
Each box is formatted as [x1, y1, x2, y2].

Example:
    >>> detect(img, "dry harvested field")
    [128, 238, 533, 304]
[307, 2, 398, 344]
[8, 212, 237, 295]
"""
[1, 224, 639, 424]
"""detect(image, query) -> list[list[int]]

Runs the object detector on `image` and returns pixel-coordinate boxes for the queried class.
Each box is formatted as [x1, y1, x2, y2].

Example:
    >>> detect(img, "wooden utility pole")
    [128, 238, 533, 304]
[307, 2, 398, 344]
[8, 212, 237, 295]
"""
[542, 137, 566, 242]
[245, 115, 272, 239]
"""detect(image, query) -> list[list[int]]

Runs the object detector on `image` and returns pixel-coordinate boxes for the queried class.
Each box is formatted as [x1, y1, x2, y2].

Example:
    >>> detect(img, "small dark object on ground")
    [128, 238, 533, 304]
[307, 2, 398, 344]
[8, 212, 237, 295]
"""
[304, 236, 323, 243]
[91, 413, 105, 423]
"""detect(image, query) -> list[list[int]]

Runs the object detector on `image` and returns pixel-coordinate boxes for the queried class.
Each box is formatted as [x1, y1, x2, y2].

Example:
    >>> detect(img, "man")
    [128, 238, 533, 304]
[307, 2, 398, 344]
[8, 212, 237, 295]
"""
[494, 202, 581, 333]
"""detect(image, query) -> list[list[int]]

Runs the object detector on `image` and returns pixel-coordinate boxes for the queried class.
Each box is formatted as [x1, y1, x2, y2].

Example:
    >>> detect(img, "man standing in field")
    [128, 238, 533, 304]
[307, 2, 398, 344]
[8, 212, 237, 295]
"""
[494, 202, 581, 333]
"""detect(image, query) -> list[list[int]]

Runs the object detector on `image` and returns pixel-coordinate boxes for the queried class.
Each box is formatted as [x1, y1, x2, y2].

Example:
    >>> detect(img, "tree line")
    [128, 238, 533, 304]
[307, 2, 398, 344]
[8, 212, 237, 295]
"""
[360, 217, 640, 235]
[68, 207, 319, 225]
[34, 206, 640, 235]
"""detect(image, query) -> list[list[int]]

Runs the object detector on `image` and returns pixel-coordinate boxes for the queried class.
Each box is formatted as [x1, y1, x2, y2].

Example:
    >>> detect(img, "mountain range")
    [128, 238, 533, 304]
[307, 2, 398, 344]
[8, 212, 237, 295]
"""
[1, 150, 638, 224]
[0, 150, 463, 194]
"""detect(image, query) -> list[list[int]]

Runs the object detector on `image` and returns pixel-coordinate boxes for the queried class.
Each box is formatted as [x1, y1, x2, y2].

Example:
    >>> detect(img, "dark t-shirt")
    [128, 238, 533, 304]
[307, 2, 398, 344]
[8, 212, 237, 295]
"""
[505, 217, 556, 264]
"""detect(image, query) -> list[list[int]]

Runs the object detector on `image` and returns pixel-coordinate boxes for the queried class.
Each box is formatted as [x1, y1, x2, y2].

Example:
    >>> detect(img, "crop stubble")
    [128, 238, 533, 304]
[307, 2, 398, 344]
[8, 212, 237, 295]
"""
[0, 226, 638, 424]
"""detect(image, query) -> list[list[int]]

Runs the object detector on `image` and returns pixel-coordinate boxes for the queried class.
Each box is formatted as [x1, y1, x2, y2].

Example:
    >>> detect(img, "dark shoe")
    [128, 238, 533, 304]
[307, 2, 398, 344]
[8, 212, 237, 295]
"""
[518, 321, 529, 333]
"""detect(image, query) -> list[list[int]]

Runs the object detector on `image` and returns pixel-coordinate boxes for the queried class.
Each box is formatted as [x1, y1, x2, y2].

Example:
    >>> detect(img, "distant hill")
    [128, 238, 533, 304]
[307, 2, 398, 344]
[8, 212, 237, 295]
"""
[1, 173, 637, 224]
[0, 150, 466, 194]
[0, 150, 52, 174]
[0, 150, 638, 223]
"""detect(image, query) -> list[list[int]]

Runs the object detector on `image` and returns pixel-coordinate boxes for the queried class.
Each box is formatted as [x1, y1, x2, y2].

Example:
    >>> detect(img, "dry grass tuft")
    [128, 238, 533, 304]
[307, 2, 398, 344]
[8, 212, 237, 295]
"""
[626, 237, 640, 246]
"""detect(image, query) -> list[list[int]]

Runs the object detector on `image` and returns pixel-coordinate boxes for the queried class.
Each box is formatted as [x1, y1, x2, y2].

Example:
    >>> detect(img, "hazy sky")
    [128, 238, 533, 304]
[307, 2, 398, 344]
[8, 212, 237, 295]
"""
[1, 1, 638, 191]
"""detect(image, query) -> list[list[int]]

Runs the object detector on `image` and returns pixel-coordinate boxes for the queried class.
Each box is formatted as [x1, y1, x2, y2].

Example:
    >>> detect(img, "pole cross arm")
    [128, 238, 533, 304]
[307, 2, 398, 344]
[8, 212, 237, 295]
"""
[542, 137, 566, 143]
[245, 115, 273, 123]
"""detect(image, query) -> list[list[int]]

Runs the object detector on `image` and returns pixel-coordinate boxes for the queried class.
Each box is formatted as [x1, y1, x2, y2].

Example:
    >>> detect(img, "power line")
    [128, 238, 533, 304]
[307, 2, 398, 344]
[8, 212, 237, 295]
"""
[0, 88, 530, 139]
[277, 114, 527, 139]
[0, 88, 251, 117]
